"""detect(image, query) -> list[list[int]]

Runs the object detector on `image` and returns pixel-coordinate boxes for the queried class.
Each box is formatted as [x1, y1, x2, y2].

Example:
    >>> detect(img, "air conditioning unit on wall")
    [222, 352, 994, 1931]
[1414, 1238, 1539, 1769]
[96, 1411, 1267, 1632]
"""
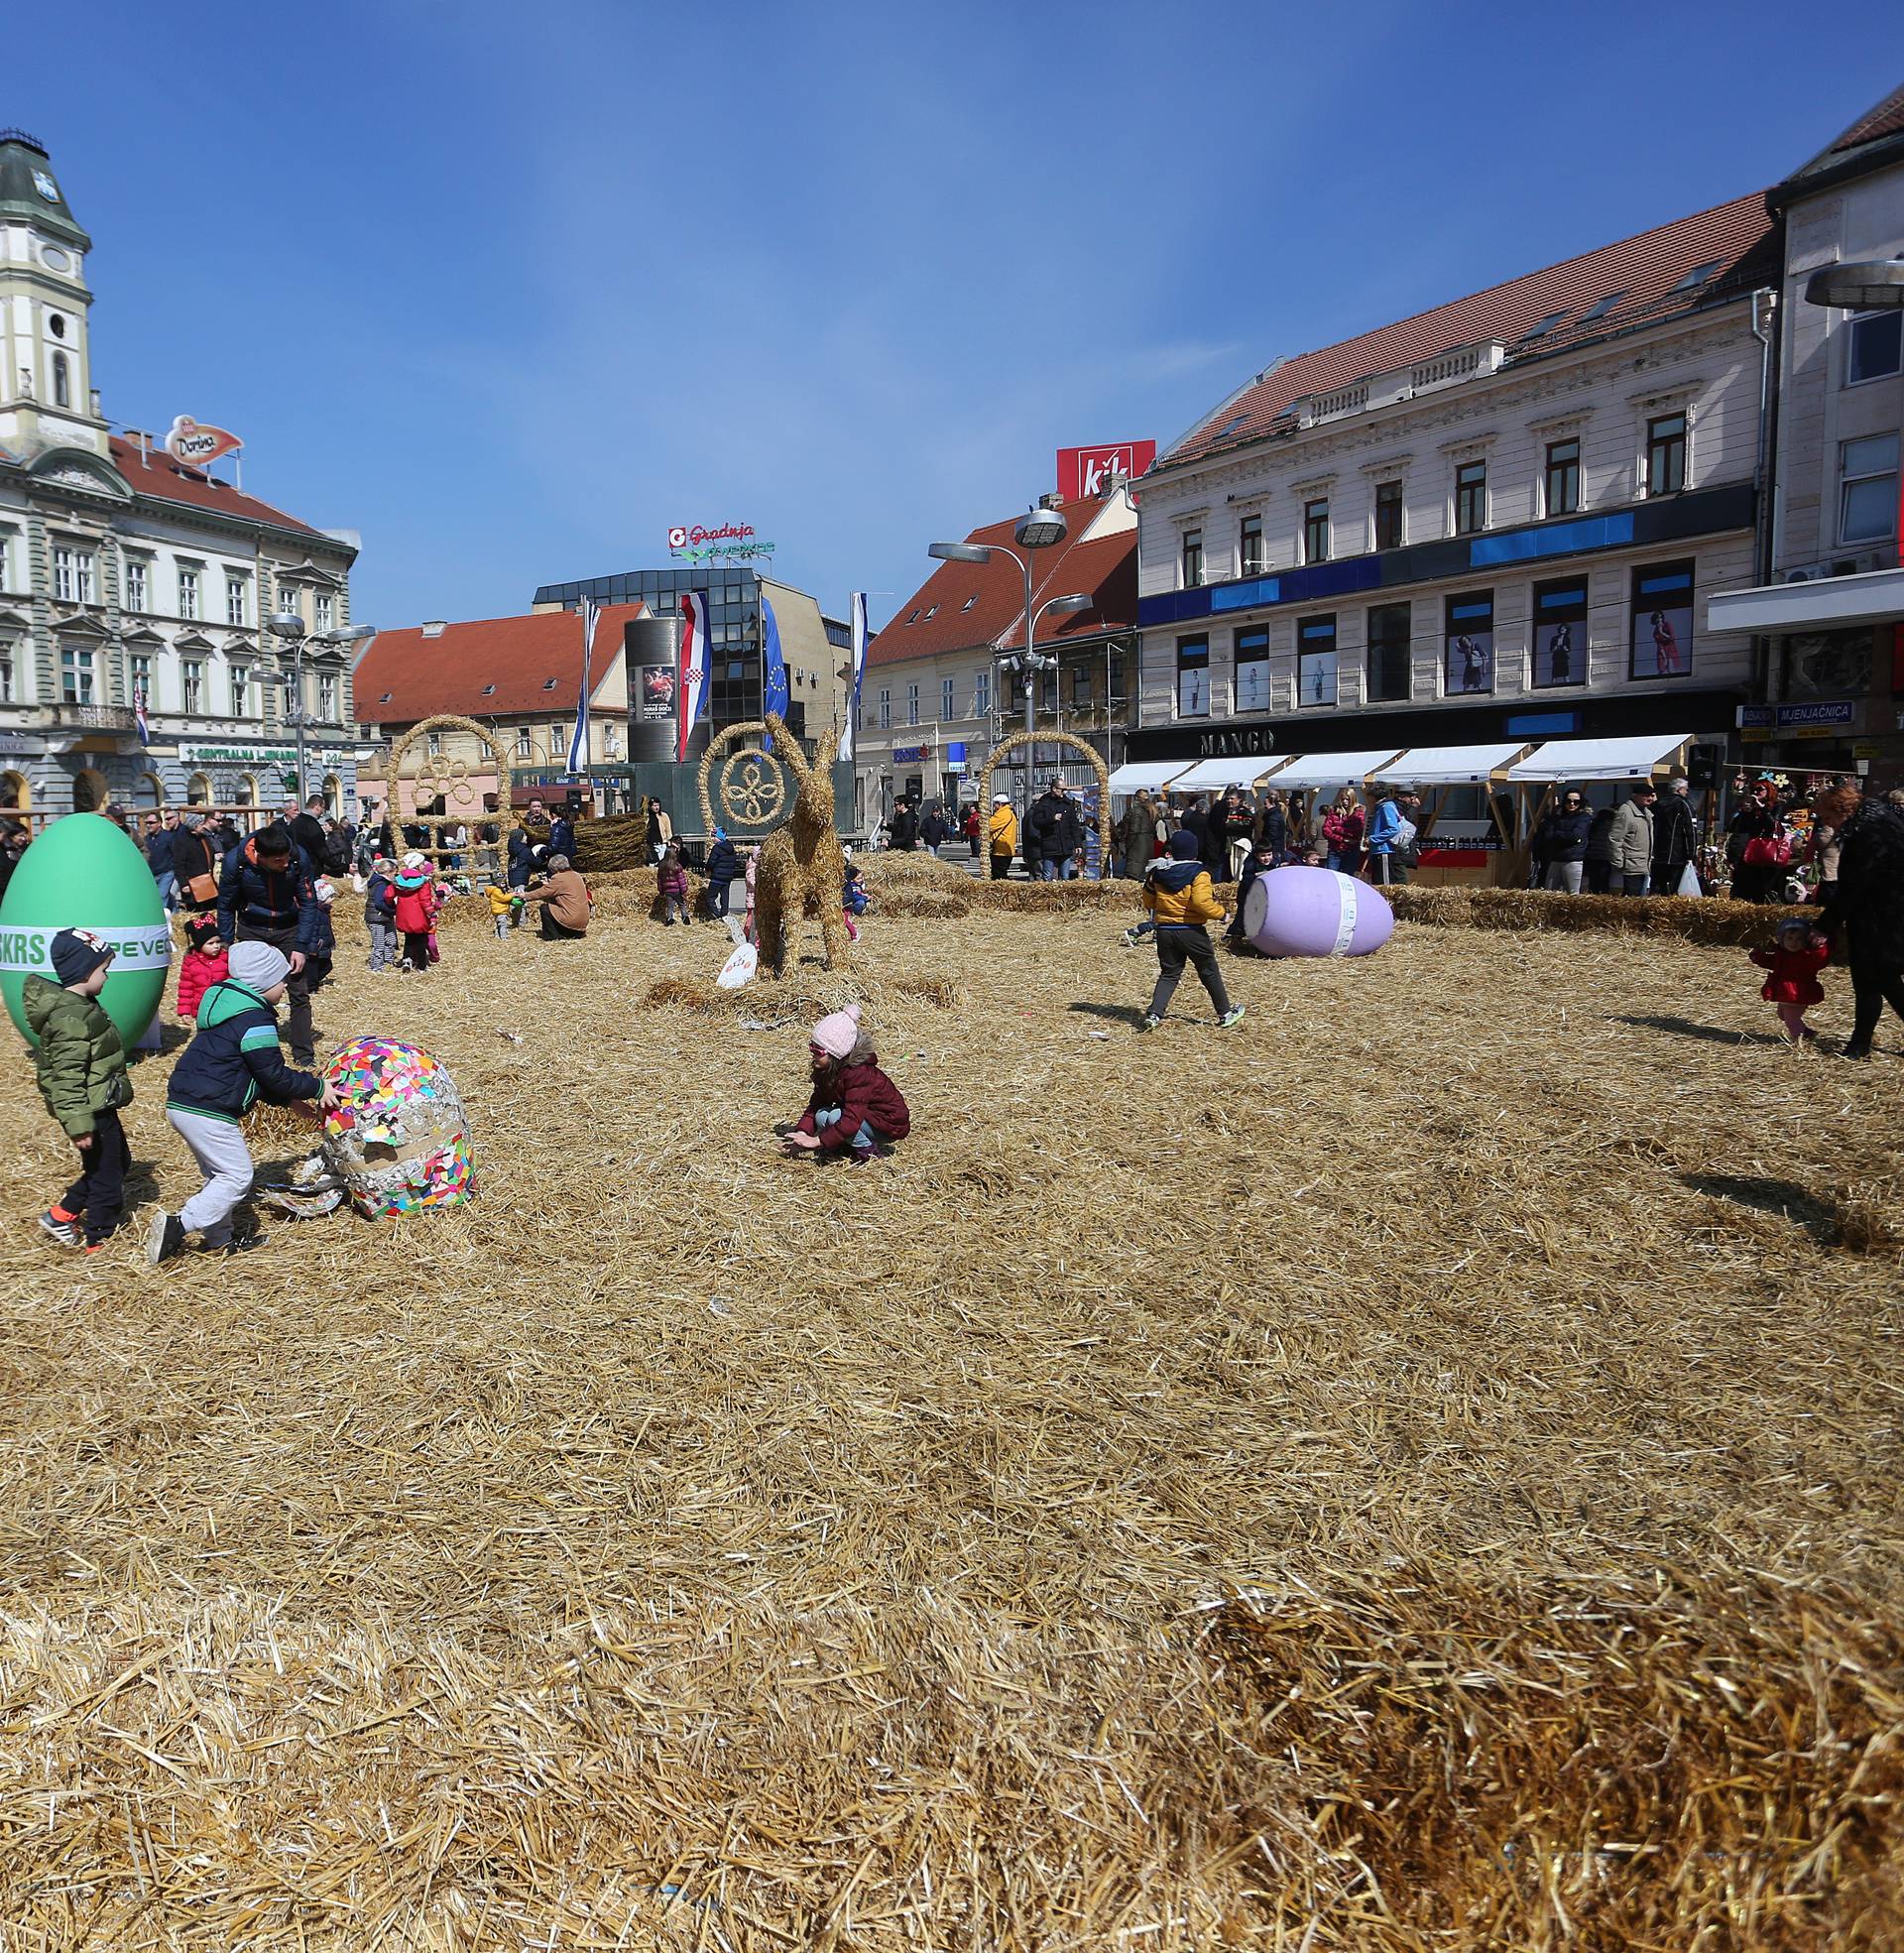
[1782, 552, 1885, 584]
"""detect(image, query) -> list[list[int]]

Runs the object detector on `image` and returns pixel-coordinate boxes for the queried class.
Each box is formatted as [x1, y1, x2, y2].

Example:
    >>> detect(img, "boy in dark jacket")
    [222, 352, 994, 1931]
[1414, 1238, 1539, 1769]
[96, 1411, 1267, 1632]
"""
[1227, 836, 1279, 948]
[148, 941, 335, 1262]
[27, 929, 133, 1252]
[1139, 831, 1246, 1032]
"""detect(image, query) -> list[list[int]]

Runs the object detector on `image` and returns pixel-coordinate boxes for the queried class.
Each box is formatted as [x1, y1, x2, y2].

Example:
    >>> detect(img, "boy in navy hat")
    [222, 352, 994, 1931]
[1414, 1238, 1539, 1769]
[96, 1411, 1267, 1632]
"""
[25, 928, 134, 1252]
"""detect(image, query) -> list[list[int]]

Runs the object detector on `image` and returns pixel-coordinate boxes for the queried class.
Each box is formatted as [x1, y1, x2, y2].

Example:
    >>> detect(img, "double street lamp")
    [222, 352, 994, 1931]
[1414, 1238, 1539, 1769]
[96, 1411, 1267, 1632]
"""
[268, 608, 375, 803]
[928, 507, 1093, 818]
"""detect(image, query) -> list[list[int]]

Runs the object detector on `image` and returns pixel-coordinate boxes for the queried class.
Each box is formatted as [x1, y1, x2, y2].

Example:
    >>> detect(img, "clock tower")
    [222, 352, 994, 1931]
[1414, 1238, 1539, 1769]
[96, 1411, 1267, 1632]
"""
[0, 129, 107, 463]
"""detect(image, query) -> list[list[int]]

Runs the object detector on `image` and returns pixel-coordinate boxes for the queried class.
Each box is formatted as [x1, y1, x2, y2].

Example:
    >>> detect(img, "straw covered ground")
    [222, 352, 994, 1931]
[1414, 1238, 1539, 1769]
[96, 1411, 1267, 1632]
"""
[1, 870, 1901, 1949]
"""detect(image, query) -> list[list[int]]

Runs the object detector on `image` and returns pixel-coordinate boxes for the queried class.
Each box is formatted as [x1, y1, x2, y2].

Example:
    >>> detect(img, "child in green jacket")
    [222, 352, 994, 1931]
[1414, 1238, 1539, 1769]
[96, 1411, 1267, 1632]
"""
[25, 928, 133, 1253]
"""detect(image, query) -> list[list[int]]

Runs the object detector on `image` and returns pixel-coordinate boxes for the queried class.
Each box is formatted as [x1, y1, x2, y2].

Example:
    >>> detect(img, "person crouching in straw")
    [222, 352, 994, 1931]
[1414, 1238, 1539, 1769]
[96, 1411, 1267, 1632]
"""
[776, 1005, 909, 1164]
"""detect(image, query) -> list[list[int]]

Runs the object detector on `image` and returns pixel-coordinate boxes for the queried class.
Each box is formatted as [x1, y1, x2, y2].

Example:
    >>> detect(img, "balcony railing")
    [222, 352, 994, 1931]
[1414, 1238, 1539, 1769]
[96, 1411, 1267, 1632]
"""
[34, 702, 139, 732]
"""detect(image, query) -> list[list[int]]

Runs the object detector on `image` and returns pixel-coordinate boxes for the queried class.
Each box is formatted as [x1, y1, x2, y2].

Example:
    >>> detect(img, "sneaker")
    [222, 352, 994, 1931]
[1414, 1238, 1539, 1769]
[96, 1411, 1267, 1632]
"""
[203, 1233, 265, 1258]
[1121, 927, 1142, 948]
[1137, 1015, 1161, 1033]
[1218, 1006, 1247, 1029]
[39, 1210, 81, 1249]
[147, 1210, 186, 1266]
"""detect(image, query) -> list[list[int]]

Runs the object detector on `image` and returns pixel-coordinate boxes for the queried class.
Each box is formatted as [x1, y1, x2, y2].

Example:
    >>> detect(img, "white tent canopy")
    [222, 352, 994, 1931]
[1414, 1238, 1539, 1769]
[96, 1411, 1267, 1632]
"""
[1506, 734, 1692, 783]
[1105, 761, 1193, 793]
[1169, 755, 1283, 791]
[1252, 750, 1404, 790]
[1386, 741, 1527, 785]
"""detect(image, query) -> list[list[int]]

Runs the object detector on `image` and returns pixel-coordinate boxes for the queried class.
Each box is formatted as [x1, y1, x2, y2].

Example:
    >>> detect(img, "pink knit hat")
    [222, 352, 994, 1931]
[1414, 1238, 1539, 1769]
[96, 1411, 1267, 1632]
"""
[810, 1003, 862, 1059]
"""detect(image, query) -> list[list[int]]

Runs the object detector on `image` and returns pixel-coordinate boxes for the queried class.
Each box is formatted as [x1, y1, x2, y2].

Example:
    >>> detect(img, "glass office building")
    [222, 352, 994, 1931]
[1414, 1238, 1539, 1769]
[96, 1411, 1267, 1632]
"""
[533, 565, 767, 737]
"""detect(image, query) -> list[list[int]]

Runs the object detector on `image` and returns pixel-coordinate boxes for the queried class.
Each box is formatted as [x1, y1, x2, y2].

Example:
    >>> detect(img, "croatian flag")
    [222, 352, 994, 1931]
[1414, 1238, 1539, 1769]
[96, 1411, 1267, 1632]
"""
[677, 590, 713, 763]
[839, 591, 868, 764]
[134, 680, 150, 747]
[566, 597, 598, 775]
[761, 595, 789, 751]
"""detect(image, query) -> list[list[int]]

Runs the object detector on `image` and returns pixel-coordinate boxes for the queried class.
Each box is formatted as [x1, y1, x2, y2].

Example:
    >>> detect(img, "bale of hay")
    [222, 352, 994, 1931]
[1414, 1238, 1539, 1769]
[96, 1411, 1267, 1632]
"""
[1204, 1566, 1904, 1947]
[572, 815, 653, 874]
[875, 886, 973, 920]
[856, 851, 972, 887]
[1392, 885, 1804, 946]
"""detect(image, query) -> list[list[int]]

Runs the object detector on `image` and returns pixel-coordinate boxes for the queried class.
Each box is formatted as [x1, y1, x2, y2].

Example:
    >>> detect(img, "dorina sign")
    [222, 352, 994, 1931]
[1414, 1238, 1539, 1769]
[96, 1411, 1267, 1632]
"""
[163, 415, 243, 468]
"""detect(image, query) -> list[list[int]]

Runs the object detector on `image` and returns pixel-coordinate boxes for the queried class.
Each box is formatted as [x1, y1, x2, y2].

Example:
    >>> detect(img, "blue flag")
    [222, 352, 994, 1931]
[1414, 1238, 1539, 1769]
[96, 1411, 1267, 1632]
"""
[761, 595, 789, 751]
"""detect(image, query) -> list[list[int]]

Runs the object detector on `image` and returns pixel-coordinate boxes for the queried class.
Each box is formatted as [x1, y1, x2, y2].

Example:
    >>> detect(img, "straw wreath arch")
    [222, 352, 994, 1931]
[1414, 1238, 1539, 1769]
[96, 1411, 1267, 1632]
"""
[975, 730, 1114, 864]
[386, 714, 515, 866]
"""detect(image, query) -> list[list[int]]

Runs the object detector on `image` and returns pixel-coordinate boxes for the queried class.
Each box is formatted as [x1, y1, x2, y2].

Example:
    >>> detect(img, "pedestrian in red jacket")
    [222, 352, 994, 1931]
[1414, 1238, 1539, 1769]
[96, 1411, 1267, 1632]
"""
[176, 915, 229, 1023]
[1749, 917, 1831, 1042]
[392, 853, 440, 973]
[778, 1004, 909, 1163]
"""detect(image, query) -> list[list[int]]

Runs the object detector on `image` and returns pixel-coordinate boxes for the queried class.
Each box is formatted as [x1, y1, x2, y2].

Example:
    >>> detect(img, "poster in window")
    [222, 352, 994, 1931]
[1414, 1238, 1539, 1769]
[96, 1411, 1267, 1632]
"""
[1296, 617, 1337, 707]
[1178, 668, 1208, 717]
[1443, 595, 1494, 694]
[1531, 580, 1588, 687]
[1629, 562, 1693, 679]
[639, 663, 677, 721]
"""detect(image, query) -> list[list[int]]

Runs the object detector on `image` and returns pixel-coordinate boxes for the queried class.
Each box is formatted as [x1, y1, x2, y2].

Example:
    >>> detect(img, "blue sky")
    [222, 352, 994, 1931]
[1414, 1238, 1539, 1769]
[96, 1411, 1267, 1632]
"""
[16, 2, 1904, 630]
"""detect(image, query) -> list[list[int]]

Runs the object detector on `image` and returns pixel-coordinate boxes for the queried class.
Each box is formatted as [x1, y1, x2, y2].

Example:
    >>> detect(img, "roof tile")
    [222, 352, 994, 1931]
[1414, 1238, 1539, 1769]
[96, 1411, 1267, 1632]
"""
[1163, 192, 1778, 471]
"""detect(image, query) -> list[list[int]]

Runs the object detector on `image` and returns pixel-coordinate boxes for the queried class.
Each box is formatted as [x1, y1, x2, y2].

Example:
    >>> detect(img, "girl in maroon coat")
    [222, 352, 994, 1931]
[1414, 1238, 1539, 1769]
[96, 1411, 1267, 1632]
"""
[1749, 917, 1831, 1042]
[778, 1005, 910, 1162]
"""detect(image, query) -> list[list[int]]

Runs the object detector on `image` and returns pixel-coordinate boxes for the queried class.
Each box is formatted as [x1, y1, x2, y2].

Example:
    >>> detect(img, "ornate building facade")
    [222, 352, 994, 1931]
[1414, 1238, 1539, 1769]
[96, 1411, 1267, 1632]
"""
[0, 130, 359, 816]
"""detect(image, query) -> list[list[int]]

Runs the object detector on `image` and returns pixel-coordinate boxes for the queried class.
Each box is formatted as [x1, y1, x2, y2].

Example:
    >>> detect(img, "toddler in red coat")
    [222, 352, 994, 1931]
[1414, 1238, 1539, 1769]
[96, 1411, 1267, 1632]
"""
[1749, 916, 1831, 1042]
[176, 915, 229, 1023]
[778, 1005, 910, 1163]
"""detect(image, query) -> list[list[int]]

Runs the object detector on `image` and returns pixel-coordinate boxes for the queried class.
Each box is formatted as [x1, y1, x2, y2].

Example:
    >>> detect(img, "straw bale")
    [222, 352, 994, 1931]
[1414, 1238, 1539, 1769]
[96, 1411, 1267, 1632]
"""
[0, 897, 1899, 1947]
[1393, 884, 1809, 946]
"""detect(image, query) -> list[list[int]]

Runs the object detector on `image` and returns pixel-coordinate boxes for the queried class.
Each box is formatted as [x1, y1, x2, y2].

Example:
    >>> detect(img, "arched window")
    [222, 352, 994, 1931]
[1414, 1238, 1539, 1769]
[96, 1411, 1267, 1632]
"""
[0, 770, 27, 810]
[51, 351, 70, 410]
[134, 771, 164, 809]
[237, 773, 259, 808]
[186, 773, 213, 806]
[321, 773, 341, 815]
[72, 767, 108, 813]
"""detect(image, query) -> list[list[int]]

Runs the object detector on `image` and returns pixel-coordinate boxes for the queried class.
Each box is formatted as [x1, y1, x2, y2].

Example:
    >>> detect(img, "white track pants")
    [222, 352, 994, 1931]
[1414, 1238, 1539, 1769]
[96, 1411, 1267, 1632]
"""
[167, 1109, 255, 1248]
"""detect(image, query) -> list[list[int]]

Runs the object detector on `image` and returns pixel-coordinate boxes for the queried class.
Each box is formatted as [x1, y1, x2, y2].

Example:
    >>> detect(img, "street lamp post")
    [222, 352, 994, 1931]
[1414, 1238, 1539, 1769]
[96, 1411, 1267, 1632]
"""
[929, 506, 1083, 827]
[268, 612, 375, 803]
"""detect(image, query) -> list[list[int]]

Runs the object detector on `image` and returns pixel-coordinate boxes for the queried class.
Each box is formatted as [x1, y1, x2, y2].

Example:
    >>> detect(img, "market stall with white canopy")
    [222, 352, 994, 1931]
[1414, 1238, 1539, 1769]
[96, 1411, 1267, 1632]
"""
[1167, 755, 1286, 793]
[1105, 761, 1195, 796]
[1504, 734, 1692, 783]
[1250, 750, 1403, 790]
[1378, 741, 1530, 883]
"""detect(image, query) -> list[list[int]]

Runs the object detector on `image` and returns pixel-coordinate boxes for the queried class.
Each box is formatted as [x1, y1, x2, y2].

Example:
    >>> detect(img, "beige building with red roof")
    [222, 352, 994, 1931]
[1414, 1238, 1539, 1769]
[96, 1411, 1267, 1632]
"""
[859, 482, 1138, 826]
[0, 129, 361, 818]
[351, 606, 642, 817]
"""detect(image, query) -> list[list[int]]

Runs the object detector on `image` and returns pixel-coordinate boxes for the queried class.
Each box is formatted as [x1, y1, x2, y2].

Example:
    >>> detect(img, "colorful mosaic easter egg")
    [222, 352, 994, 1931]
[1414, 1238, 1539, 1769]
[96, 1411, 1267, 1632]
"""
[318, 1035, 475, 1220]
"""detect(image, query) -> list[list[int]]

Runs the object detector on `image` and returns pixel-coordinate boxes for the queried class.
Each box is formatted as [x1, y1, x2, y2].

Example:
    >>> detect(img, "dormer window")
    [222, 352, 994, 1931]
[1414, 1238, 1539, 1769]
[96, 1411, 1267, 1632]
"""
[481, 683, 496, 695]
[542, 676, 558, 689]
[961, 594, 979, 611]
[923, 604, 938, 619]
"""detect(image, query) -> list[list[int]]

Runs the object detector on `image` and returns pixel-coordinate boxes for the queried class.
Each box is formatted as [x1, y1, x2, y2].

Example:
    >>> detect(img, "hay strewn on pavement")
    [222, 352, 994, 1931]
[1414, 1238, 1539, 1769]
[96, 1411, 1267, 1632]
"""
[0, 892, 1900, 1948]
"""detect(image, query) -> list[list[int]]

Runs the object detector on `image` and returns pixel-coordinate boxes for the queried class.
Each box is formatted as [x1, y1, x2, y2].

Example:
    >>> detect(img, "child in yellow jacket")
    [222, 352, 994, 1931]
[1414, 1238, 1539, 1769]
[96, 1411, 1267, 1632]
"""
[485, 879, 523, 939]
[1138, 831, 1245, 1031]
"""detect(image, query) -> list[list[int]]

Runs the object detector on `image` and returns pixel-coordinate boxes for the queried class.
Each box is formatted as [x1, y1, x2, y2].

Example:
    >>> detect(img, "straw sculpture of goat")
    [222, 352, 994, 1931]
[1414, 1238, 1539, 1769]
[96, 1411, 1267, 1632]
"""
[752, 715, 851, 977]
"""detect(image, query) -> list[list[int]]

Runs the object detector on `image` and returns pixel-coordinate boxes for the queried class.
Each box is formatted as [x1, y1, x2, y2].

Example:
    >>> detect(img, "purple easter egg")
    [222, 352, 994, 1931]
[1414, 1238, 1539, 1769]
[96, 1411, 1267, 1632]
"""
[1242, 865, 1394, 958]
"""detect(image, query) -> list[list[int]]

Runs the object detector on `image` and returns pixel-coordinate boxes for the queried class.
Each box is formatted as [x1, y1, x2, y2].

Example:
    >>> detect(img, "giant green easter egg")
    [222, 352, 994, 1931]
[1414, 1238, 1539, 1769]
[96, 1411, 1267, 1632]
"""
[0, 813, 173, 1048]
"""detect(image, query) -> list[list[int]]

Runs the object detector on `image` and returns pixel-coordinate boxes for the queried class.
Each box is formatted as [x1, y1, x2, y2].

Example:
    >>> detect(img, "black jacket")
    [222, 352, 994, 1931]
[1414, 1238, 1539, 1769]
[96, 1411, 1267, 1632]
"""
[705, 838, 742, 885]
[1651, 793, 1697, 876]
[217, 833, 322, 953]
[1025, 793, 1082, 861]
[146, 828, 175, 876]
[364, 871, 396, 924]
[166, 979, 321, 1122]
[548, 816, 576, 861]
[888, 805, 919, 851]
[507, 827, 540, 887]
[1533, 808, 1594, 863]
[172, 825, 219, 893]
[290, 811, 329, 868]
[1255, 805, 1287, 860]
